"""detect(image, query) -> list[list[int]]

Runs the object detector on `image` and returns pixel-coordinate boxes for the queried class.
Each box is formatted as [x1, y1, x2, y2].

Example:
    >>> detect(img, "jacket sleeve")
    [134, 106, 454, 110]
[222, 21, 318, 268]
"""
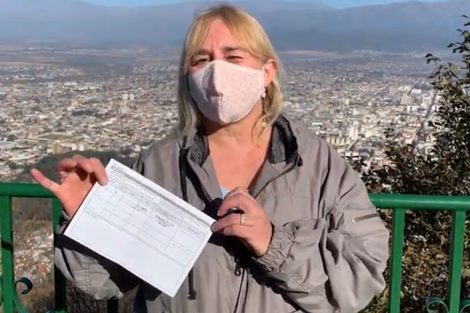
[254, 148, 389, 313]
[53, 155, 144, 300]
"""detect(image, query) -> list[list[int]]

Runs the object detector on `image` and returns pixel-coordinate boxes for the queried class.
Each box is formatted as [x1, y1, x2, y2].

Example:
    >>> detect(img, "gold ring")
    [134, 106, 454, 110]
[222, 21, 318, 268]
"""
[239, 213, 246, 225]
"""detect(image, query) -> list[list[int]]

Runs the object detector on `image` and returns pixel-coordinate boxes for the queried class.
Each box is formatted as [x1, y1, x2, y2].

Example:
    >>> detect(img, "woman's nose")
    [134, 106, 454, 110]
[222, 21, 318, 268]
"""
[206, 70, 221, 96]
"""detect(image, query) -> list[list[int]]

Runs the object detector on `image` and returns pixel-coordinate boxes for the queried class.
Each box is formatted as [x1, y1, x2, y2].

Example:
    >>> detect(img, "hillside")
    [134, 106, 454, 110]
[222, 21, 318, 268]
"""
[14, 150, 135, 222]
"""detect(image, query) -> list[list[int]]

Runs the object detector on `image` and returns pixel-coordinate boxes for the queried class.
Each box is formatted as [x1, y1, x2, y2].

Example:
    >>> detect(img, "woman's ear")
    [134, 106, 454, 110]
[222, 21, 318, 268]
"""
[263, 59, 277, 87]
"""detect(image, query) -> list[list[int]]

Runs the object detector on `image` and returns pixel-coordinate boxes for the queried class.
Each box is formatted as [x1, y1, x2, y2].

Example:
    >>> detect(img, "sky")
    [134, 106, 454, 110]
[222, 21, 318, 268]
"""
[84, 0, 448, 8]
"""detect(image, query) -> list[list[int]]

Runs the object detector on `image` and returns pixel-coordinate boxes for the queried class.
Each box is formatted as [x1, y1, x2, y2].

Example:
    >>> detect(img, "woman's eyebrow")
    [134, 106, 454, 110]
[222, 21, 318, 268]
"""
[222, 46, 246, 53]
[194, 48, 211, 56]
[193, 46, 246, 58]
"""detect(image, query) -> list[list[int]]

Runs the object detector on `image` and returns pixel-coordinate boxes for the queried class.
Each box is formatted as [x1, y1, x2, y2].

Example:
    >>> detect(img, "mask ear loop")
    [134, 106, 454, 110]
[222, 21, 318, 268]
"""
[261, 89, 269, 128]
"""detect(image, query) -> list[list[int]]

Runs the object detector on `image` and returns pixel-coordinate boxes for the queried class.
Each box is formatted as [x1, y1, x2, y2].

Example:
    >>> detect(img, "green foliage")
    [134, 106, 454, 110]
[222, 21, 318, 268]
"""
[360, 15, 470, 313]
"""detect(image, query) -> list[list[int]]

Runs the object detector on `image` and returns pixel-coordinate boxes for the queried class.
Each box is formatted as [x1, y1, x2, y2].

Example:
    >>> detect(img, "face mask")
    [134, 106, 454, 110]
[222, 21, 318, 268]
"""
[188, 60, 265, 125]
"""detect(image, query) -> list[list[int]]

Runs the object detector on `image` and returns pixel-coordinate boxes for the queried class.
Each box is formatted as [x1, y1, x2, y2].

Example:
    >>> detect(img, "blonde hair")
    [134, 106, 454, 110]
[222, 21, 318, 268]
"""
[176, 3, 284, 136]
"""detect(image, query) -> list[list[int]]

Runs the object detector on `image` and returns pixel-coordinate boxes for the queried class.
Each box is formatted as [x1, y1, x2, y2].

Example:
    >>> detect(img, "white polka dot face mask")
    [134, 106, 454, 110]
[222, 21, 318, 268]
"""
[188, 60, 265, 125]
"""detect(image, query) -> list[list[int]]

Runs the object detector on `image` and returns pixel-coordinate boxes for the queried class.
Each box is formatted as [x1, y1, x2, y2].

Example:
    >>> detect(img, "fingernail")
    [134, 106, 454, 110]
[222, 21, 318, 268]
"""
[210, 222, 217, 232]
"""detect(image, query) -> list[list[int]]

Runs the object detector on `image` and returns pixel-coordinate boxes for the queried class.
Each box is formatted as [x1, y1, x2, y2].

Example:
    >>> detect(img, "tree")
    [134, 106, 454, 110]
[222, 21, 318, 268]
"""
[359, 16, 470, 313]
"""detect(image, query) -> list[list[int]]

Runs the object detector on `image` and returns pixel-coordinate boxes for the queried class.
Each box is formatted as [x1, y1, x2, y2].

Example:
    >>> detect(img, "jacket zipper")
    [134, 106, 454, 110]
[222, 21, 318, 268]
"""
[185, 153, 301, 313]
[233, 154, 302, 313]
[352, 212, 379, 223]
[232, 154, 301, 275]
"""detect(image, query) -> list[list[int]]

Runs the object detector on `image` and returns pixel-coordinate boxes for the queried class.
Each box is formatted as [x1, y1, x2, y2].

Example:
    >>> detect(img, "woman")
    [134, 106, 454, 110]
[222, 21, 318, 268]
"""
[32, 4, 389, 313]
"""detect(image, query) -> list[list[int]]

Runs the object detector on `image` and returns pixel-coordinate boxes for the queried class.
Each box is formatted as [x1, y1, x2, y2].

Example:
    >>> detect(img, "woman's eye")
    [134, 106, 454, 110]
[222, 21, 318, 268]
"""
[227, 56, 242, 60]
[192, 58, 209, 65]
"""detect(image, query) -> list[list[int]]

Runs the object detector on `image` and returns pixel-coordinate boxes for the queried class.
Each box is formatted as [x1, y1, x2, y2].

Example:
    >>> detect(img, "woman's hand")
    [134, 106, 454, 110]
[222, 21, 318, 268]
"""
[31, 154, 108, 218]
[212, 187, 273, 257]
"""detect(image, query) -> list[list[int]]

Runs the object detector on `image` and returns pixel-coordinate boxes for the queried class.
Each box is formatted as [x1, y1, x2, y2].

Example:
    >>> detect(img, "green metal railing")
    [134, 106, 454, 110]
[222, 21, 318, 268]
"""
[0, 183, 118, 313]
[369, 194, 469, 313]
[0, 183, 469, 313]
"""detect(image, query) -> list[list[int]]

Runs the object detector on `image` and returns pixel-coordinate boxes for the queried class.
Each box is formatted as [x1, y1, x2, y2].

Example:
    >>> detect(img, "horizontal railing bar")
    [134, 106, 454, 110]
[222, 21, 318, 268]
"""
[0, 182, 53, 198]
[369, 193, 470, 211]
[3, 182, 470, 211]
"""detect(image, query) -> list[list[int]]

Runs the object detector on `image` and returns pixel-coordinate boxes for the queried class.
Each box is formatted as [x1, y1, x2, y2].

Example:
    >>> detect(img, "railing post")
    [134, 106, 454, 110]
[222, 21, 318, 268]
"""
[52, 198, 67, 313]
[447, 209, 466, 313]
[1, 195, 15, 313]
[388, 208, 406, 313]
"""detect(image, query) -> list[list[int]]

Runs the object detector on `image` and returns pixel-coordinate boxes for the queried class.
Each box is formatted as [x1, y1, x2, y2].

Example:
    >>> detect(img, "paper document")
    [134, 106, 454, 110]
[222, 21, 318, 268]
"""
[64, 158, 215, 297]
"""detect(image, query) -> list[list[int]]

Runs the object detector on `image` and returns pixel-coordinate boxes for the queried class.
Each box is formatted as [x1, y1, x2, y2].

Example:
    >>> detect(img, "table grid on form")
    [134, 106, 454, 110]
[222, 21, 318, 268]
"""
[83, 166, 201, 267]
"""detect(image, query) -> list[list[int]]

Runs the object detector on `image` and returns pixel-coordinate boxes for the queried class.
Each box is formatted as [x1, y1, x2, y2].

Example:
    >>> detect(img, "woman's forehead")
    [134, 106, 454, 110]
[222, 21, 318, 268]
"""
[185, 17, 262, 62]
[200, 20, 240, 48]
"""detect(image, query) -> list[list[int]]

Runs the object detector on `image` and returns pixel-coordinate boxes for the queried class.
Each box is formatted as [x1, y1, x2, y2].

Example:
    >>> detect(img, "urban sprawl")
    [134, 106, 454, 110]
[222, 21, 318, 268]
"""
[0, 48, 440, 178]
[0, 46, 443, 282]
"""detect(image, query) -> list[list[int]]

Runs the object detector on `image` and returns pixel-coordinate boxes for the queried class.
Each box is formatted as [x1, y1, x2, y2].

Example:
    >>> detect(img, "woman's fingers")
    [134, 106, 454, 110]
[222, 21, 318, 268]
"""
[89, 157, 108, 185]
[72, 155, 95, 174]
[72, 156, 107, 185]
[56, 157, 78, 173]
[33, 155, 108, 203]
[31, 168, 60, 194]
[57, 156, 107, 184]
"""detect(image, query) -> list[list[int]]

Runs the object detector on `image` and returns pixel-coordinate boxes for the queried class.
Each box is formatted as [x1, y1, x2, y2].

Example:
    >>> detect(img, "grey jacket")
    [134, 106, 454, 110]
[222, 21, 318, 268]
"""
[55, 115, 389, 313]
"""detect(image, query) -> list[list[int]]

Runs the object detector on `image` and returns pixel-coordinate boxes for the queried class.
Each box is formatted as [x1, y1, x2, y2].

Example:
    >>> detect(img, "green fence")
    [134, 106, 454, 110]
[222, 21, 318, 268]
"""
[0, 183, 118, 313]
[1, 183, 469, 313]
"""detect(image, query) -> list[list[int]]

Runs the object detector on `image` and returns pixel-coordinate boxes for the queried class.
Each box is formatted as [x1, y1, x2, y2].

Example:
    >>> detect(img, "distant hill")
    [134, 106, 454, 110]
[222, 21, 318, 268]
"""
[0, 0, 469, 52]
[17, 149, 134, 183]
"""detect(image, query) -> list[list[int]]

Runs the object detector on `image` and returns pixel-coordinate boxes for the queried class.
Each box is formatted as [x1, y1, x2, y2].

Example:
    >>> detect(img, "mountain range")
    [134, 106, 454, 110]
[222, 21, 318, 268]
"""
[0, 0, 469, 52]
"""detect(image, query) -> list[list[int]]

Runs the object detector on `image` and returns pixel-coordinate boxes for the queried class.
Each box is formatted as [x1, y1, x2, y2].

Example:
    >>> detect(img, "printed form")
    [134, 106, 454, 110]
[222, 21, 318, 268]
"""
[64, 158, 215, 297]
